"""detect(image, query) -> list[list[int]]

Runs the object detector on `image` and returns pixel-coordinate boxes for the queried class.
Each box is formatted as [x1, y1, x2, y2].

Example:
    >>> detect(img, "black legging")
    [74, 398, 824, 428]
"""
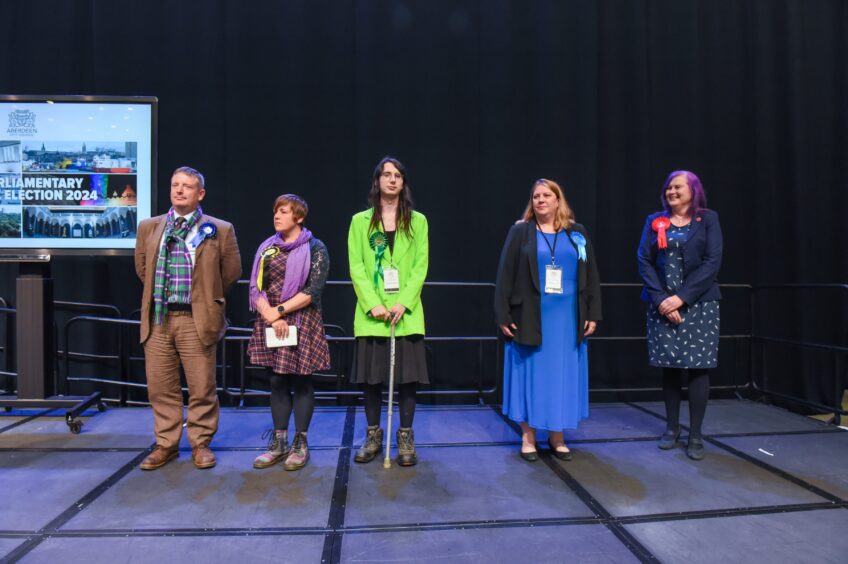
[363, 382, 417, 428]
[269, 370, 315, 433]
[662, 368, 709, 440]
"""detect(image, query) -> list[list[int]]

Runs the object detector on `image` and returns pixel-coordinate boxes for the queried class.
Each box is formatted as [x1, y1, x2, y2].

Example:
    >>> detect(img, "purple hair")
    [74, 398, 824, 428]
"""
[661, 170, 707, 216]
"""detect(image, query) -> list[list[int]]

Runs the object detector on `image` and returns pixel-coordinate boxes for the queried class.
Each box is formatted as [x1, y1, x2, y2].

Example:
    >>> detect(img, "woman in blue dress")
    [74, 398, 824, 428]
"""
[495, 179, 602, 461]
[637, 170, 722, 461]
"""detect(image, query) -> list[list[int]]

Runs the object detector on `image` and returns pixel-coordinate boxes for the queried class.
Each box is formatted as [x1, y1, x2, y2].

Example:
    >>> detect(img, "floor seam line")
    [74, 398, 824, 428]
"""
[1, 443, 153, 561]
[320, 406, 355, 564]
[489, 405, 659, 563]
[0, 409, 55, 434]
[625, 401, 848, 504]
[4, 500, 848, 540]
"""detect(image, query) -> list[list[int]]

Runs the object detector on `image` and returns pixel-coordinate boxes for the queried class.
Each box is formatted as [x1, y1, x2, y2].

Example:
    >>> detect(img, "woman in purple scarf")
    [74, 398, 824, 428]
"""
[248, 194, 331, 471]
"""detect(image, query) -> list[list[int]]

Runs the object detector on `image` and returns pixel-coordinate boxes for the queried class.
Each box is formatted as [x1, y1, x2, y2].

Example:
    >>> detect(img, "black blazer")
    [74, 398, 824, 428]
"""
[494, 221, 602, 347]
[637, 209, 723, 307]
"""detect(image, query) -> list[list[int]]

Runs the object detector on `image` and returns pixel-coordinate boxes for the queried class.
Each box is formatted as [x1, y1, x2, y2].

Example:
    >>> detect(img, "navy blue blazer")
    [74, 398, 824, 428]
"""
[495, 221, 602, 347]
[637, 209, 723, 307]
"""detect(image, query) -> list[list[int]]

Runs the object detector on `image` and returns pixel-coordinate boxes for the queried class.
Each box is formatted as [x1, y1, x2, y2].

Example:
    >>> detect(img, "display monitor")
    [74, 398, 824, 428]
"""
[0, 95, 157, 255]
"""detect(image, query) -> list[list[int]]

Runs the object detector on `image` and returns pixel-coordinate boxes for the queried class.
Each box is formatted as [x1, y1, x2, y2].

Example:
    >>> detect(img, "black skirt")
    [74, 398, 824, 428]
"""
[351, 335, 430, 385]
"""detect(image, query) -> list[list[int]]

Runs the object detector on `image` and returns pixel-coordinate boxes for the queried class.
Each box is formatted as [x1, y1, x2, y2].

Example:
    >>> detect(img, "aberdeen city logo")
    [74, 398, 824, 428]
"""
[7, 109, 37, 136]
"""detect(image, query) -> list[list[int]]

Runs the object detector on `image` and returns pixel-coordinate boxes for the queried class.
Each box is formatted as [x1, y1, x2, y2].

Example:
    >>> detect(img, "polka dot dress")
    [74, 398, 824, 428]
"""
[647, 223, 720, 368]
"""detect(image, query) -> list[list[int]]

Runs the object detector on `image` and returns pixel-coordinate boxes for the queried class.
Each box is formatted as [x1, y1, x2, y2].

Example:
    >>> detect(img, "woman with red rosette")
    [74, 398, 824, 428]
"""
[637, 170, 722, 461]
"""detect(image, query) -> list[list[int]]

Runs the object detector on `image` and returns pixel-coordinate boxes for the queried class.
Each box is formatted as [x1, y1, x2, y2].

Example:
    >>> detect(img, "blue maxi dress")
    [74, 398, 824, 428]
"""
[502, 230, 589, 430]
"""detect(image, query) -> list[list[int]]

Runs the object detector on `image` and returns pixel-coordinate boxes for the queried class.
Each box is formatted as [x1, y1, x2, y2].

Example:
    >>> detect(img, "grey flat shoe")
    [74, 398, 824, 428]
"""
[686, 437, 705, 461]
[658, 428, 681, 450]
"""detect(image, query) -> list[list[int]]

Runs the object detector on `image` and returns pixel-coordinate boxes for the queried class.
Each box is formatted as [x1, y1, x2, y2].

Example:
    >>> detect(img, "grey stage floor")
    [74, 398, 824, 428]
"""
[1, 400, 847, 563]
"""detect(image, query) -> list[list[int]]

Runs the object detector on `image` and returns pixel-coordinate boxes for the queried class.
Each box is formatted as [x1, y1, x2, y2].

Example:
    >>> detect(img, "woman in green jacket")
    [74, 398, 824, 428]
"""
[348, 156, 429, 467]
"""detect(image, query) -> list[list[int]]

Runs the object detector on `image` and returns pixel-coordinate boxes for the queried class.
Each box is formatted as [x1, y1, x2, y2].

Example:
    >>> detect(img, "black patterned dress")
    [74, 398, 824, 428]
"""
[646, 224, 720, 368]
[248, 238, 331, 375]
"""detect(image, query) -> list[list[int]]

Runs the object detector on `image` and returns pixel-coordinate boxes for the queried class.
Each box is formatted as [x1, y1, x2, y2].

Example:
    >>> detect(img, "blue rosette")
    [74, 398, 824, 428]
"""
[569, 231, 587, 262]
[189, 222, 217, 247]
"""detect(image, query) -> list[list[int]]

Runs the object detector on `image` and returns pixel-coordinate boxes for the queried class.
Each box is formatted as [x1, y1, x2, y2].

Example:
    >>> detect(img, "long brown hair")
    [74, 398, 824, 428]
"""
[520, 178, 576, 230]
[368, 156, 415, 236]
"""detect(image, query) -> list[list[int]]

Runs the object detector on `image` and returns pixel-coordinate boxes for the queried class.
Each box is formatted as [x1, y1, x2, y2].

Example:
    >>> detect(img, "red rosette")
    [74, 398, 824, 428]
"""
[651, 216, 671, 249]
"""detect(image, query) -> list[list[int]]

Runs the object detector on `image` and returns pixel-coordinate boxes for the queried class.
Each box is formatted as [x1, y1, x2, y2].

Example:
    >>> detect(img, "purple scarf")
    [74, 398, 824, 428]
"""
[249, 228, 313, 311]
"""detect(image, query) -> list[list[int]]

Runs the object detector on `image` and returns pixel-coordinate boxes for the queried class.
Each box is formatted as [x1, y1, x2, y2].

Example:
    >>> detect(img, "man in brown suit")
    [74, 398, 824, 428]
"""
[135, 166, 241, 470]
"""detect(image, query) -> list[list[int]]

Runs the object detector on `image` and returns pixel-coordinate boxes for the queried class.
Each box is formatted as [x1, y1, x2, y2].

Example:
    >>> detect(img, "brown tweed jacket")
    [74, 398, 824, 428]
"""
[135, 213, 242, 346]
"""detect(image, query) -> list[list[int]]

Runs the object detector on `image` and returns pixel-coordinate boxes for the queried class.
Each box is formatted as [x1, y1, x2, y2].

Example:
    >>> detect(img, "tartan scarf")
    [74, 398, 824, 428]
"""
[152, 208, 201, 325]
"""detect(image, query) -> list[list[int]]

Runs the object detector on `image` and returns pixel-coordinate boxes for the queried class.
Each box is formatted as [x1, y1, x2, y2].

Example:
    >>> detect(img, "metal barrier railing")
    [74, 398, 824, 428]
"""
[2, 282, 845, 421]
[153, 281, 756, 404]
[62, 315, 137, 406]
[585, 283, 754, 395]
[0, 299, 123, 374]
[0, 282, 758, 403]
[751, 283, 848, 425]
[224, 280, 500, 405]
[220, 332, 500, 406]
[752, 336, 847, 421]
[52, 281, 501, 406]
[55, 301, 121, 318]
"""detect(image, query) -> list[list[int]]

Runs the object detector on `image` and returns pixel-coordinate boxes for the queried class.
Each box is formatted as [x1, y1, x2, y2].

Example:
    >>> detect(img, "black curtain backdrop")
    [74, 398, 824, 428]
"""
[0, 1, 845, 407]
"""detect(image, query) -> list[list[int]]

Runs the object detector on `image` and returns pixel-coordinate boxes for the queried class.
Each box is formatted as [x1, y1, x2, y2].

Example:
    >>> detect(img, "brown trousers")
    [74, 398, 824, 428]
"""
[144, 311, 219, 449]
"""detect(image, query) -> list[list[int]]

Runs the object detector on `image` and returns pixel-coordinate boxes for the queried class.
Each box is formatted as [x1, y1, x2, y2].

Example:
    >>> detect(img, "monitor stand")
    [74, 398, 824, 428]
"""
[0, 255, 104, 433]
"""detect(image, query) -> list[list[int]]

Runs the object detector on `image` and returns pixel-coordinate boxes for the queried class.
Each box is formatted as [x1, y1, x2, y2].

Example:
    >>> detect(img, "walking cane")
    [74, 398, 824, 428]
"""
[383, 315, 397, 469]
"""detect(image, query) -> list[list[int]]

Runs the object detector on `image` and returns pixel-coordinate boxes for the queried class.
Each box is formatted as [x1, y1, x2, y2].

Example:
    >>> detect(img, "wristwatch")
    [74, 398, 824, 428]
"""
[277, 304, 286, 315]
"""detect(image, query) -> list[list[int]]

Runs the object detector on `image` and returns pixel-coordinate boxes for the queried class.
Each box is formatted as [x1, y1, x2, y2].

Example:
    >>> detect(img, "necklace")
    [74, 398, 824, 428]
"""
[670, 215, 690, 227]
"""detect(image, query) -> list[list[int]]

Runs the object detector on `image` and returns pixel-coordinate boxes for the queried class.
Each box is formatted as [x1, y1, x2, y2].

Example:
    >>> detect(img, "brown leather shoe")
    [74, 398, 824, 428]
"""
[192, 445, 216, 469]
[140, 446, 178, 471]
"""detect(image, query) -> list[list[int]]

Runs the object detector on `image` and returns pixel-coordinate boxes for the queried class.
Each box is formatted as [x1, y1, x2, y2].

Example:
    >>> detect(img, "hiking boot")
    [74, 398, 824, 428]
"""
[354, 425, 383, 463]
[284, 432, 309, 471]
[396, 427, 417, 467]
[254, 429, 289, 469]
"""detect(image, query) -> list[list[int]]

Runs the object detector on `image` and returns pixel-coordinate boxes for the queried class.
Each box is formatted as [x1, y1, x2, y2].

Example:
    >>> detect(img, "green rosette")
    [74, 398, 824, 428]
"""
[369, 231, 388, 289]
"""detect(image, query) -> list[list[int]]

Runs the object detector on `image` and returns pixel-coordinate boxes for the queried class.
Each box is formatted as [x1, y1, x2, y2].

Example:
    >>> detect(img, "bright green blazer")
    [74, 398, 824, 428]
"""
[347, 209, 429, 337]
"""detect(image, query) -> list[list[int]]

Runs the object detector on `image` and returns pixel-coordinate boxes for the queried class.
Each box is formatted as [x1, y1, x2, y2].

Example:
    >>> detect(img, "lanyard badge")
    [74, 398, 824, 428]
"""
[383, 267, 400, 293]
[545, 264, 563, 294]
[539, 228, 563, 294]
